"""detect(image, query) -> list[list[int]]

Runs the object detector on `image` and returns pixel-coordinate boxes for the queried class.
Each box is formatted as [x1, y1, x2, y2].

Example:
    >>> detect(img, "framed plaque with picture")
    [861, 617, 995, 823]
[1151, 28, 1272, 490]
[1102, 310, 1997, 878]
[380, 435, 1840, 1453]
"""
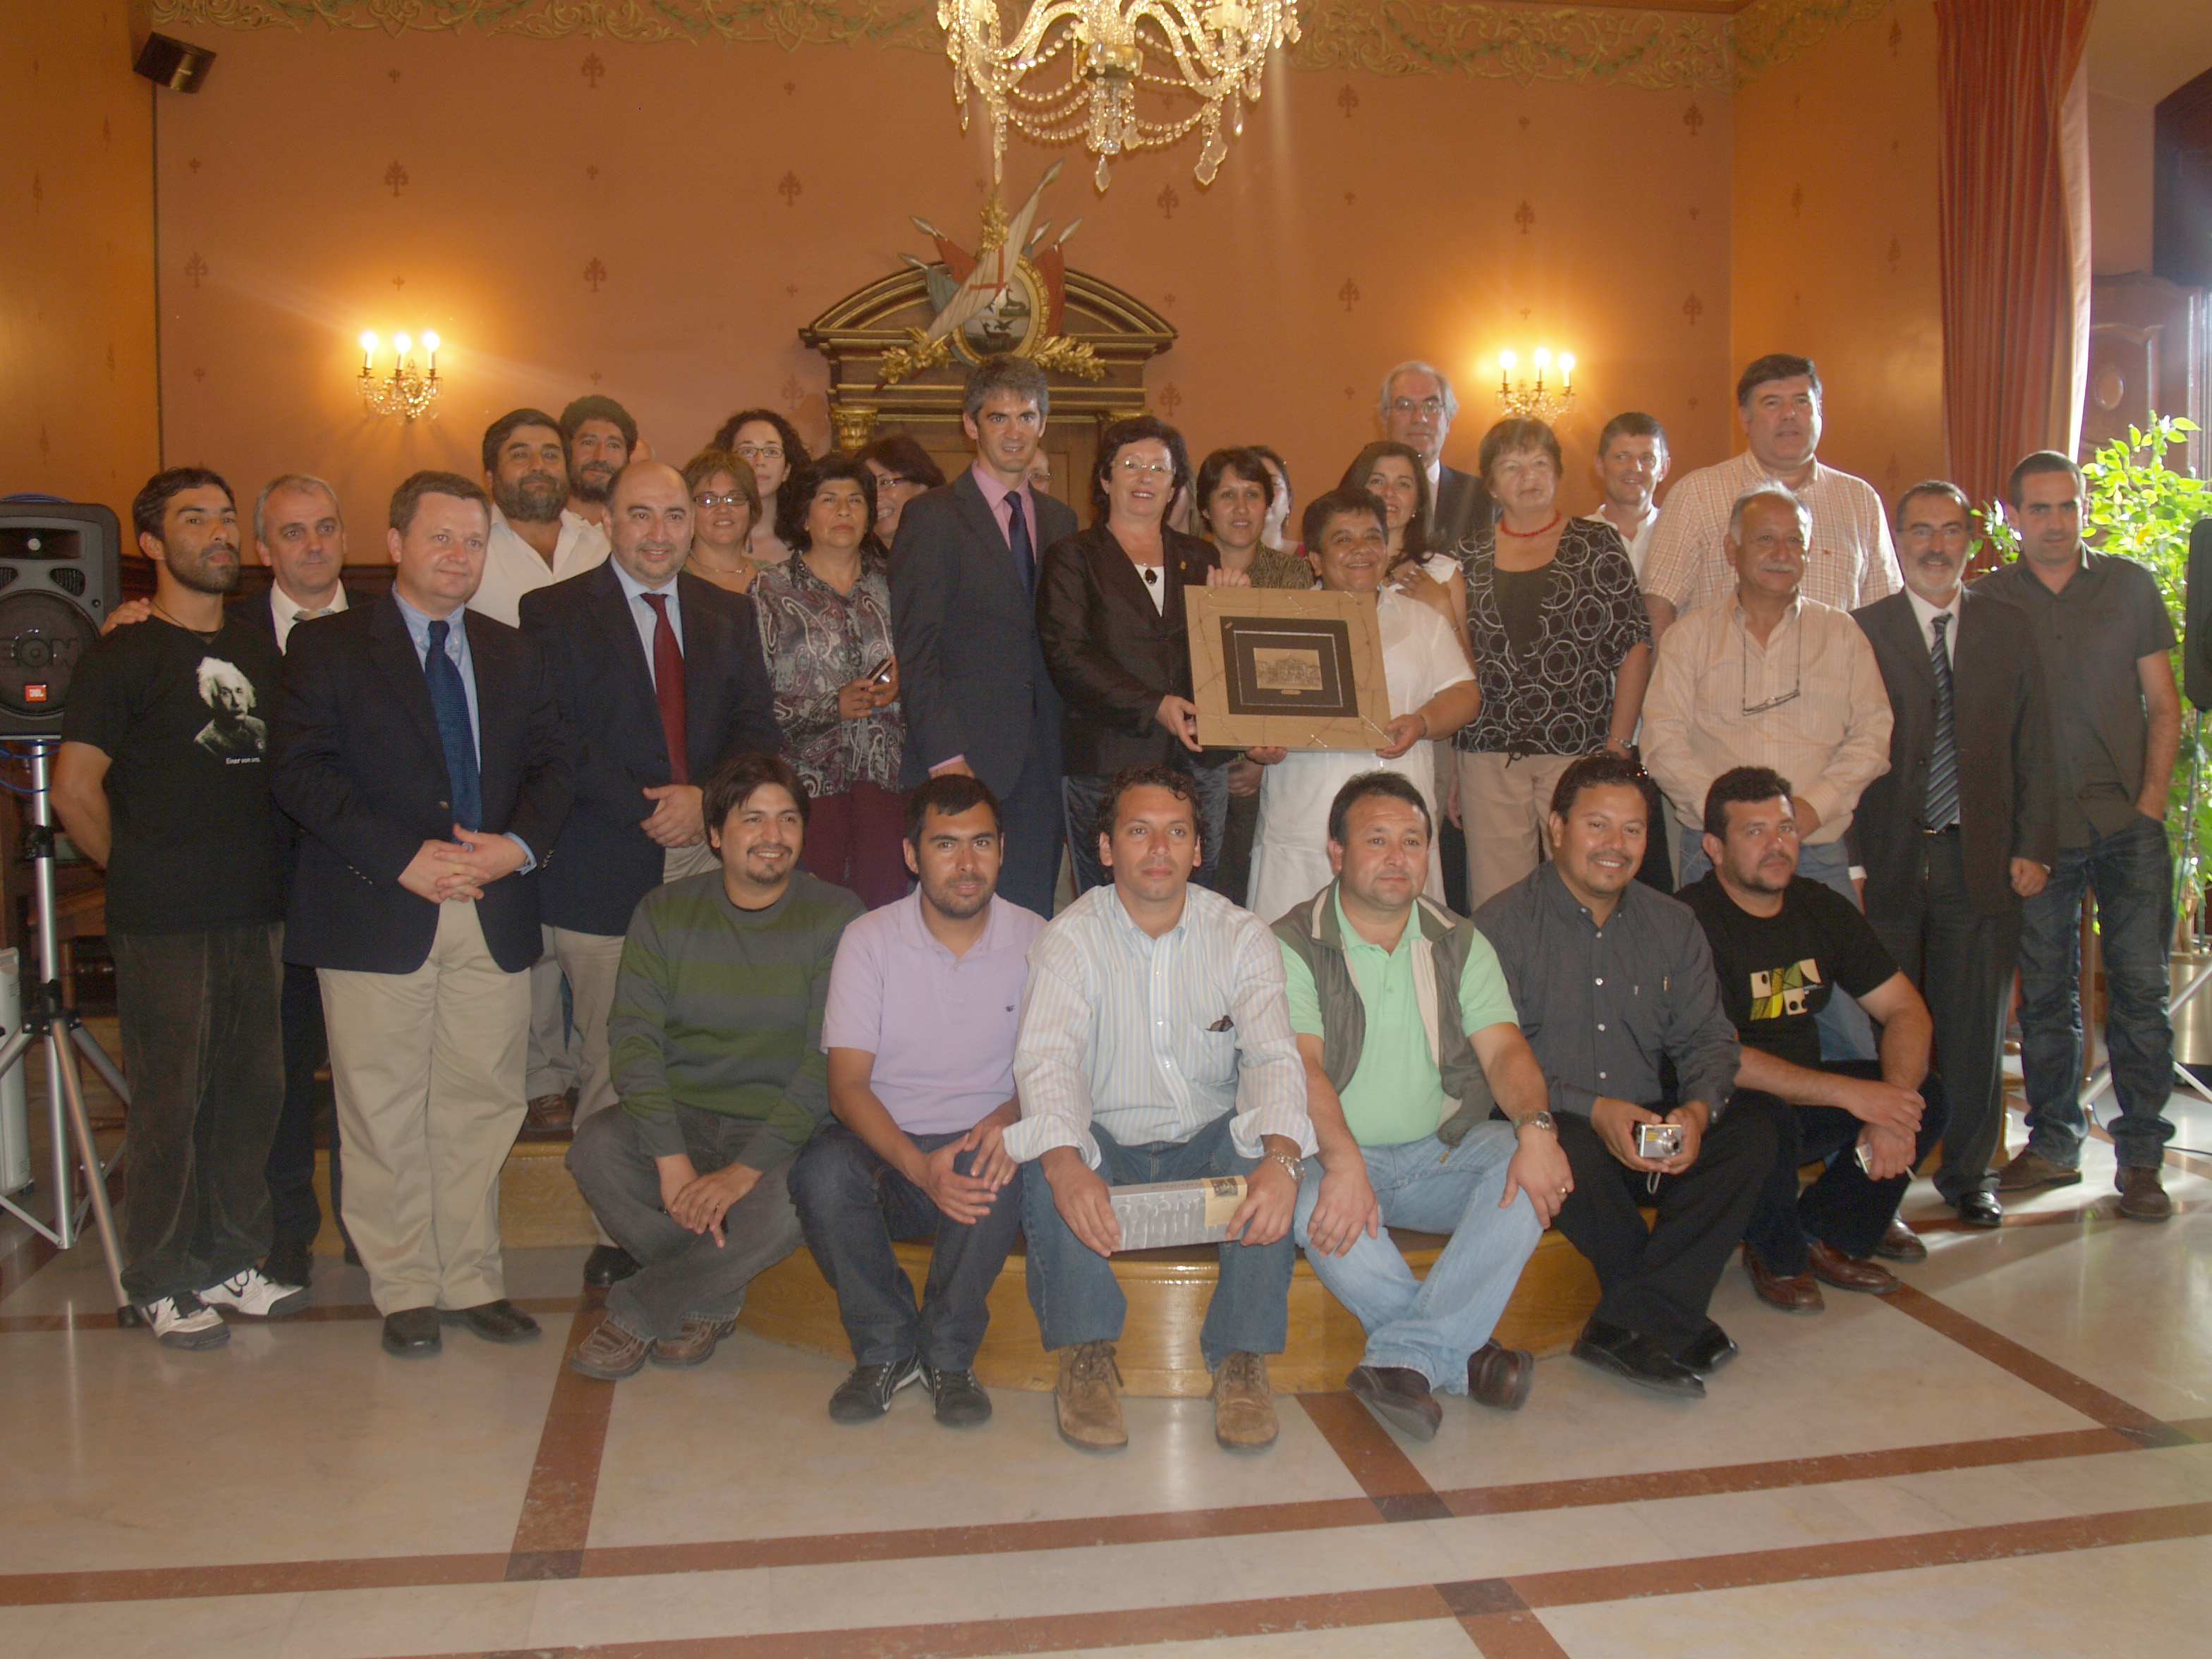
[1186, 587, 1392, 751]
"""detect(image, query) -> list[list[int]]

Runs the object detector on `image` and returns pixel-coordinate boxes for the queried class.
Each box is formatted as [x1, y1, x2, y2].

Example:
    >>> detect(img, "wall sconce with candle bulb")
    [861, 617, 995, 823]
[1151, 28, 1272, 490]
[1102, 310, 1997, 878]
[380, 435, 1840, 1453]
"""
[1495, 348, 1575, 424]
[358, 329, 442, 421]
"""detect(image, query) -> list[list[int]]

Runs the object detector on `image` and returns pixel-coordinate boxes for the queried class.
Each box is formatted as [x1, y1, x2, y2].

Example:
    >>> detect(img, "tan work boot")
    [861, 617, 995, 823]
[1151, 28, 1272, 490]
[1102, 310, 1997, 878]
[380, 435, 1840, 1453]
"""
[1212, 1351, 1278, 1450]
[1055, 1340, 1126, 1450]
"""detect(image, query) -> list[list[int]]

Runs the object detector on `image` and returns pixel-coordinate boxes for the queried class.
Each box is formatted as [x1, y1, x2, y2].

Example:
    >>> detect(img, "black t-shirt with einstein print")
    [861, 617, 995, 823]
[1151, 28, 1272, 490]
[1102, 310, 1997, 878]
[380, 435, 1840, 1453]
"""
[62, 614, 283, 934]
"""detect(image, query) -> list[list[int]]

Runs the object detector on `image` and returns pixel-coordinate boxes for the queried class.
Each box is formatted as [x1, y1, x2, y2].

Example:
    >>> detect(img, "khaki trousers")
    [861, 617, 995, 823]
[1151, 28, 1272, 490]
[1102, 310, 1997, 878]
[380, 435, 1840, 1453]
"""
[1457, 750, 1579, 916]
[320, 901, 530, 1315]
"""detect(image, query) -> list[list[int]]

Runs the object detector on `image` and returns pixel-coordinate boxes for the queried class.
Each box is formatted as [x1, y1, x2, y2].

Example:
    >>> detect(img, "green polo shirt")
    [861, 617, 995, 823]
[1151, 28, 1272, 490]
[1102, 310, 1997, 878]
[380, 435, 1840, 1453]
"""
[1280, 892, 1520, 1146]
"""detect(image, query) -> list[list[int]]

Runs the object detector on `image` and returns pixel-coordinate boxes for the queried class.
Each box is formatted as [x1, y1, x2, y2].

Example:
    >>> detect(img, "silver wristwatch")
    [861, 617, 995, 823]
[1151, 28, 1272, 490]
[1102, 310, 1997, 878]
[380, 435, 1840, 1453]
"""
[1265, 1150, 1306, 1184]
[1512, 1110, 1557, 1136]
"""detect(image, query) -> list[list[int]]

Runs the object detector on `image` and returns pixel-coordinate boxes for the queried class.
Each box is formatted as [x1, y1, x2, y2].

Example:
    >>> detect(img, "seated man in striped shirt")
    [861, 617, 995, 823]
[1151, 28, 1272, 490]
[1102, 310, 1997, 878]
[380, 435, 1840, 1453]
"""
[1008, 763, 1316, 1454]
[566, 753, 863, 1380]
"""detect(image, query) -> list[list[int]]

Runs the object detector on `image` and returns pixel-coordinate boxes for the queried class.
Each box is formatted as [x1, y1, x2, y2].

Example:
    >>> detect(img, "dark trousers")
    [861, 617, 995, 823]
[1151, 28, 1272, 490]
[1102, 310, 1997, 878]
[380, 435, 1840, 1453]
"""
[1552, 1100, 1778, 1355]
[802, 782, 911, 910]
[264, 959, 336, 1249]
[1063, 761, 1231, 898]
[787, 1122, 1023, 1370]
[1633, 768, 1675, 896]
[1216, 790, 1259, 909]
[1739, 1067, 1949, 1273]
[112, 923, 286, 1304]
[2017, 813, 2176, 1170]
[1022, 1114, 1292, 1369]
[567, 1103, 803, 1341]
[995, 743, 1066, 920]
[1871, 830, 2018, 1203]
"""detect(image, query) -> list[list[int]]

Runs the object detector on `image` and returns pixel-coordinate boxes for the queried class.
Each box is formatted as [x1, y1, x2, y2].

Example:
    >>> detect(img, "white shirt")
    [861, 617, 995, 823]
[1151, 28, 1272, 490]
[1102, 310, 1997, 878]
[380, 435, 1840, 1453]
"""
[1641, 450, 1899, 618]
[269, 581, 348, 653]
[472, 506, 610, 628]
[611, 559, 682, 682]
[1007, 882, 1315, 1167]
[1904, 585, 1962, 664]
[1246, 589, 1473, 924]
[1582, 509, 1658, 580]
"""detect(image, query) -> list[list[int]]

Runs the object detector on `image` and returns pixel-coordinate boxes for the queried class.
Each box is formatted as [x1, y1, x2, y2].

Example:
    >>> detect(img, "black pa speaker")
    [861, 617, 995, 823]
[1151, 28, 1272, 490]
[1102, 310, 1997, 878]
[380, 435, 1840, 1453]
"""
[0, 497, 122, 734]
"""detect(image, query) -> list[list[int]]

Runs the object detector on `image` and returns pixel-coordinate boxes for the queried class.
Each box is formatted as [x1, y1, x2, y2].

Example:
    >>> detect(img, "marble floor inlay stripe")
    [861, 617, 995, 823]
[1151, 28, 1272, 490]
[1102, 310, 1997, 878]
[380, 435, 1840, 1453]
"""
[504, 1293, 619, 1581]
[1296, 1390, 1454, 1520]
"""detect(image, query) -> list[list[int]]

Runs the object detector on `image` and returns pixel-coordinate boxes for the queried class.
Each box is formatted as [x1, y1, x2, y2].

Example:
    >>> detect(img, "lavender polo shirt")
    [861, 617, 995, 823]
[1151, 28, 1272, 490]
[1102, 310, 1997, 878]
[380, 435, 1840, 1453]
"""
[820, 891, 1046, 1135]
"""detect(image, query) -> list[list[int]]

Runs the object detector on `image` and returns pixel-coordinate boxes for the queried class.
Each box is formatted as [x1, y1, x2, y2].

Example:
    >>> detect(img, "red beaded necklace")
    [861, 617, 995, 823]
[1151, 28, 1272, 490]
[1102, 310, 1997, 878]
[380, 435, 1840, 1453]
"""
[1497, 511, 1564, 539]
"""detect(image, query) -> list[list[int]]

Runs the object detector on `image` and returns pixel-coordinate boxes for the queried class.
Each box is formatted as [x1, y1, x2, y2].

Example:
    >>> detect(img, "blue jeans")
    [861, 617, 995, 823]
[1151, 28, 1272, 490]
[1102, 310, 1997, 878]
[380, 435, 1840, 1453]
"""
[1063, 762, 1232, 898]
[1681, 835, 1877, 1063]
[1021, 1114, 1292, 1368]
[1293, 1122, 1541, 1392]
[2017, 813, 2175, 1170]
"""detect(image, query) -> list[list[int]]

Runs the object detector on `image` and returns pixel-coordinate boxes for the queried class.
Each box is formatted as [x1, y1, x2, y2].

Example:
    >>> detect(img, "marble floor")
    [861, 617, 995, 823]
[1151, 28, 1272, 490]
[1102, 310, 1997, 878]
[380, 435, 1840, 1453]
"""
[2, 1081, 2208, 1658]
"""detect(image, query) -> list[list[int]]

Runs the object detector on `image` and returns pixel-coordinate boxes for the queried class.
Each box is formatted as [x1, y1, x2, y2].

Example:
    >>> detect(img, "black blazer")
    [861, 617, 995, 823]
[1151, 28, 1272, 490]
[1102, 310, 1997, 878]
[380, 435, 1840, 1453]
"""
[518, 564, 779, 936]
[1036, 521, 1220, 776]
[272, 595, 575, 974]
[230, 582, 375, 883]
[1433, 463, 1495, 552]
[1852, 588, 2058, 918]
[889, 471, 1078, 792]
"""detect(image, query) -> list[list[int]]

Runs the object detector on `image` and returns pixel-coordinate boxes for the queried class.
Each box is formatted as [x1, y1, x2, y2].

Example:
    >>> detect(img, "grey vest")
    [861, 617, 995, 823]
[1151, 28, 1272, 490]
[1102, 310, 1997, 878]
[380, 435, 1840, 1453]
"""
[1272, 882, 1497, 1147]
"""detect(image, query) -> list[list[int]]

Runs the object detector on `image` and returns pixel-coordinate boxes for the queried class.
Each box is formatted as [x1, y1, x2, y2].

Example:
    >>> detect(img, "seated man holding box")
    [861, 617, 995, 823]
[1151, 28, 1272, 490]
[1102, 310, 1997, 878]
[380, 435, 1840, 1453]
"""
[791, 774, 1044, 1428]
[1008, 763, 1315, 1453]
[1278, 772, 1562, 1441]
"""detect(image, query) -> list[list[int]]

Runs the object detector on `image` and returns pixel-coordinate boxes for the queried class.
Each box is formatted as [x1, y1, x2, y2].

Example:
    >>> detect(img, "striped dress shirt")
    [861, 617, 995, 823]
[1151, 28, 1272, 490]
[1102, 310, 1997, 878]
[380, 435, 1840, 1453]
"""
[1007, 882, 1315, 1168]
[1641, 450, 1900, 619]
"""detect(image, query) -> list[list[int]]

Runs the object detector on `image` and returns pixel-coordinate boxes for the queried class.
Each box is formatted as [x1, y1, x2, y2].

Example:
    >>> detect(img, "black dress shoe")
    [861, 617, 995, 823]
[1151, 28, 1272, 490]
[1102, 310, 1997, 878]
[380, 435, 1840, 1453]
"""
[1955, 1189, 2003, 1229]
[1677, 1322, 1738, 1375]
[263, 1240, 313, 1289]
[382, 1308, 442, 1358]
[1572, 1318, 1705, 1398]
[438, 1300, 542, 1343]
[1347, 1364, 1443, 1441]
[581, 1244, 639, 1288]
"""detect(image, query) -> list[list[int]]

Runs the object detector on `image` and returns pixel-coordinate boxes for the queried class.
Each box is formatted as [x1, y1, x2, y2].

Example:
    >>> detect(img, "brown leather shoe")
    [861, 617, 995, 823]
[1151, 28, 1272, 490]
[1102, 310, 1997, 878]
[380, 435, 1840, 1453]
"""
[1055, 1341, 1126, 1451]
[1806, 1237, 1901, 1295]
[1347, 1364, 1440, 1441]
[651, 1315, 737, 1368]
[519, 1092, 574, 1141]
[568, 1317, 651, 1380]
[1995, 1148, 2082, 1193]
[1212, 1351, 1278, 1450]
[1872, 1217, 1927, 1262]
[1466, 1338, 1535, 1411]
[1743, 1243, 1824, 1313]
[2116, 1166, 2172, 1222]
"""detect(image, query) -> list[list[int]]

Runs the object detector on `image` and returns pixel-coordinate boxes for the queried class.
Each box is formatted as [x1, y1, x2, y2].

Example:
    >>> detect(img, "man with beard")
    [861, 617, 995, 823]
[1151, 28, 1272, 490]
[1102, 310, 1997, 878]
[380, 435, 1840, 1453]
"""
[789, 774, 1043, 1427]
[561, 394, 637, 530]
[54, 468, 298, 1348]
[1853, 482, 2055, 1231]
[566, 754, 862, 1380]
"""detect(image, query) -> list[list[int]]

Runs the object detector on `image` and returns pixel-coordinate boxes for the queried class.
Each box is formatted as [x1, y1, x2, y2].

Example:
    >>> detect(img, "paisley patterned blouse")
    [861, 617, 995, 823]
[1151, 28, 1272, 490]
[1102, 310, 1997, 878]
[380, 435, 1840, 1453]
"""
[750, 552, 904, 798]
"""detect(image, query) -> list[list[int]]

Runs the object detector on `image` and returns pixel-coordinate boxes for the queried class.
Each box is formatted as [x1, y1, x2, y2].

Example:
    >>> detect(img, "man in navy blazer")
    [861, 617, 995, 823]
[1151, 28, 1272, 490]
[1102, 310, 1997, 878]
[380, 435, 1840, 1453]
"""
[890, 355, 1078, 917]
[274, 470, 573, 1359]
[520, 458, 779, 1285]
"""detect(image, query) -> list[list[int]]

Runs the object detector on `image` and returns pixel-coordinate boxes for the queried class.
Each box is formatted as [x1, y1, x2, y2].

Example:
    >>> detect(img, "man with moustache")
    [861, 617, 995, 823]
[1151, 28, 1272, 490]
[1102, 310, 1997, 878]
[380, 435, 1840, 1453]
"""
[274, 471, 574, 1359]
[1473, 755, 1766, 1397]
[1853, 482, 2055, 1231]
[521, 459, 779, 1289]
[55, 468, 297, 1349]
[1976, 452, 2182, 1222]
[892, 356, 1079, 917]
[561, 394, 637, 530]
[1679, 770, 1946, 1312]
[566, 754, 862, 1379]
[1378, 360, 1492, 548]
[1641, 355, 1898, 637]
[1278, 772, 1557, 1441]
[789, 774, 1043, 1427]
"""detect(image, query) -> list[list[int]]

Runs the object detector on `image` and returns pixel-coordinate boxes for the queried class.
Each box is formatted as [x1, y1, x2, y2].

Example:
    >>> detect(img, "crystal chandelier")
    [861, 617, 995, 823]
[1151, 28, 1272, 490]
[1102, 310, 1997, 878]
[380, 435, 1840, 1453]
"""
[939, 0, 1299, 191]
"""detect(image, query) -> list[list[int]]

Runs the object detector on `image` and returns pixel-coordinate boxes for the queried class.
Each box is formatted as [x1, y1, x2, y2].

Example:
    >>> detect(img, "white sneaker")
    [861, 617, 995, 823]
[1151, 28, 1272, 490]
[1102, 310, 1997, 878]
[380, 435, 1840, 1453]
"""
[144, 1292, 230, 1350]
[200, 1267, 310, 1320]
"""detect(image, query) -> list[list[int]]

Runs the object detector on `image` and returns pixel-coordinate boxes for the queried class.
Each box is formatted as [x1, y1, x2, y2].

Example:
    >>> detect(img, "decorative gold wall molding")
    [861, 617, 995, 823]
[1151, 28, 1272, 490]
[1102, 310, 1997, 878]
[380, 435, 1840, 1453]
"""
[150, 1, 1897, 86]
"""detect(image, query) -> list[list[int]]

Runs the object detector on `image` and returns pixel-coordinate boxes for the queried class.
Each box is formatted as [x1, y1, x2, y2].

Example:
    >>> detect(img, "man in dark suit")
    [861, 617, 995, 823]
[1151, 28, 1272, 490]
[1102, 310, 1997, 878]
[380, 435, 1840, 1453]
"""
[273, 470, 573, 1359]
[521, 458, 779, 1288]
[1853, 480, 2055, 1232]
[890, 355, 1078, 916]
[1380, 360, 1493, 550]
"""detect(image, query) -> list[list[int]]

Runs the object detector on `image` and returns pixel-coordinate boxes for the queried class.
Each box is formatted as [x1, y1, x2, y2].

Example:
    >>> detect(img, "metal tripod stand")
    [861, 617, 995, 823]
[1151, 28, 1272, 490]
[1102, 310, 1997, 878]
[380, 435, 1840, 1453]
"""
[0, 737, 132, 1319]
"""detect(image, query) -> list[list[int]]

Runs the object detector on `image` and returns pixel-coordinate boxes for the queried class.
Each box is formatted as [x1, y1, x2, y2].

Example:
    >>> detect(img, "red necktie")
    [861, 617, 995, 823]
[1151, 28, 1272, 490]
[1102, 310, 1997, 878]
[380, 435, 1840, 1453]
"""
[643, 592, 688, 785]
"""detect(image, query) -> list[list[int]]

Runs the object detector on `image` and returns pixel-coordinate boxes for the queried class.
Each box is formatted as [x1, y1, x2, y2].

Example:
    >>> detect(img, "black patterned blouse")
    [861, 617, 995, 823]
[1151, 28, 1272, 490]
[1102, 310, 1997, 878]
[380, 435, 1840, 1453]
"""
[751, 552, 904, 798]
[1454, 517, 1651, 758]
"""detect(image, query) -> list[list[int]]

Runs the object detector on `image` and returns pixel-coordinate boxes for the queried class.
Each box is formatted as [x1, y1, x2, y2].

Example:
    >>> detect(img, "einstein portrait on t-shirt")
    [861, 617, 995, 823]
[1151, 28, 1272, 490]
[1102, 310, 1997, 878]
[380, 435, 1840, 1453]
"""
[193, 657, 266, 760]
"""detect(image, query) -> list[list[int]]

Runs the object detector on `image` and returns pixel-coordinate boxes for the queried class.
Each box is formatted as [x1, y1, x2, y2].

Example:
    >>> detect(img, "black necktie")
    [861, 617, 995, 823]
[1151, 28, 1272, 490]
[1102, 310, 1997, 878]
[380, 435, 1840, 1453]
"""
[424, 619, 482, 832]
[1925, 612, 1958, 830]
[1005, 490, 1034, 593]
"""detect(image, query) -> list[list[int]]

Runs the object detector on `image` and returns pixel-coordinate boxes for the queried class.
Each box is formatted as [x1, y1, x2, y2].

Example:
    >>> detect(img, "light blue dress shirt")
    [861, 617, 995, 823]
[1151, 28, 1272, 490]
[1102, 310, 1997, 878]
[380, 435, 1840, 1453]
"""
[611, 559, 683, 684]
[391, 592, 535, 870]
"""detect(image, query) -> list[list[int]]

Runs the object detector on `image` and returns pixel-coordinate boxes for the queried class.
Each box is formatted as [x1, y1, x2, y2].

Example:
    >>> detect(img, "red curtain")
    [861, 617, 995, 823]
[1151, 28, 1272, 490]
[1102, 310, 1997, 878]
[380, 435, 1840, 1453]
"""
[1935, 0, 2098, 516]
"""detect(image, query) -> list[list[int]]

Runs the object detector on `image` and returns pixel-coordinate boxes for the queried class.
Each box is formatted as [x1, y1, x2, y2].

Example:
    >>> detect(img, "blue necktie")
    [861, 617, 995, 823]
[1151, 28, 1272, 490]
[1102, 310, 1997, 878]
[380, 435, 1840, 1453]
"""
[424, 619, 482, 832]
[1005, 490, 1034, 593]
